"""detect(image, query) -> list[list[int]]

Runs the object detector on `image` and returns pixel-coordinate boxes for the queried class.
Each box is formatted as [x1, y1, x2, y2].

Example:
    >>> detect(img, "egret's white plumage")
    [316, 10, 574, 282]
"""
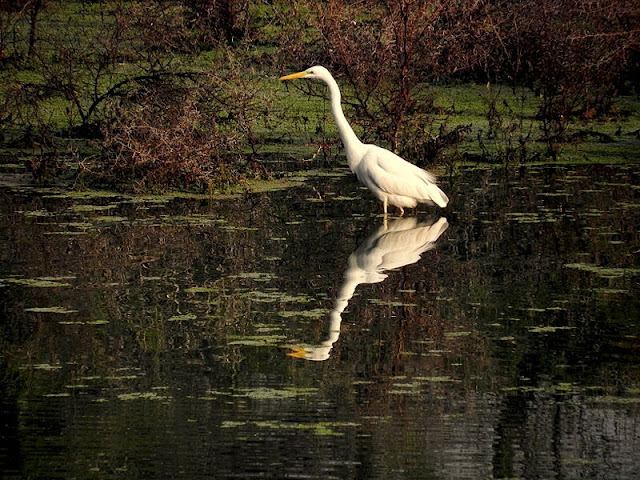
[280, 66, 449, 215]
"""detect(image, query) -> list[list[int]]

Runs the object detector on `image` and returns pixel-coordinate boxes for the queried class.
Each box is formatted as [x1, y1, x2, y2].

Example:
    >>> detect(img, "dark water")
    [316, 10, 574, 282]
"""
[0, 164, 639, 479]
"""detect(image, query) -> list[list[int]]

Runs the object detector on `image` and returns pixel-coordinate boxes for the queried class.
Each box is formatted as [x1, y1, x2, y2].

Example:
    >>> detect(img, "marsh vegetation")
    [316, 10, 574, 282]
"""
[0, 0, 638, 191]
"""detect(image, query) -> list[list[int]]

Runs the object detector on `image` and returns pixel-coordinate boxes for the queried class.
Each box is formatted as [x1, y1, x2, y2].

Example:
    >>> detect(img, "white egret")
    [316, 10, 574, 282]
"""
[280, 66, 449, 215]
[288, 216, 449, 361]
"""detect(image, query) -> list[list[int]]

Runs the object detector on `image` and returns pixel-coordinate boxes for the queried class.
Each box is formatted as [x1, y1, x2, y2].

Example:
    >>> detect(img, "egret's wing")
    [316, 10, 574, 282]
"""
[369, 145, 436, 180]
[357, 146, 446, 206]
[379, 148, 449, 207]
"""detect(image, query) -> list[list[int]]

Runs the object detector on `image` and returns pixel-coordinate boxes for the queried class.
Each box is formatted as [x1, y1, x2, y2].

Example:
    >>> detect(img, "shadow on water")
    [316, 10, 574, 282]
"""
[0, 163, 639, 479]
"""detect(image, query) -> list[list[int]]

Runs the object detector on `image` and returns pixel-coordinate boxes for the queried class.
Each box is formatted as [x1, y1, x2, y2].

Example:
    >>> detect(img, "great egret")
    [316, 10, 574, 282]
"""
[279, 66, 449, 215]
[288, 216, 449, 361]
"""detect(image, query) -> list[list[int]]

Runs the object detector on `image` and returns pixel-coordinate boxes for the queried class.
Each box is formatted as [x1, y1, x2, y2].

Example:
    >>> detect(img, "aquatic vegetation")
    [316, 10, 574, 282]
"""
[25, 306, 78, 314]
[0, 277, 74, 288]
[227, 335, 288, 347]
[240, 177, 307, 193]
[69, 204, 115, 212]
[167, 313, 197, 322]
[588, 396, 640, 405]
[416, 376, 460, 383]
[95, 216, 128, 223]
[564, 263, 640, 278]
[117, 392, 172, 401]
[20, 210, 56, 217]
[233, 387, 317, 400]
[369, 299, 418, 307]
[171, 214, 227, 226]
[594, 288, 630, 295]
[58, 319, 109, 326]
[239, 289, 315, 304]
[220, 419, 357, 437]
[44, 231, 89, 236]
[444, 331, 474, 338]
[103, 375, 140, 381]
[390, 375, 461, 394]
[528, 325, 576, 334]
[333, 195, 362, 201]
[45, 191, 127, 200]
[29, 363, 63, 371]
[230, 272, 278, 282]
[278, 308, 328, 318]
[505, 212, 558, 223]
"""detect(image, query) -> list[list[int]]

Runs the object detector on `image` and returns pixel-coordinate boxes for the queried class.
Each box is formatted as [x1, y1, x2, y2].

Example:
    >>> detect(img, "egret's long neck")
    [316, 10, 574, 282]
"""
[326, 77, 363, 169]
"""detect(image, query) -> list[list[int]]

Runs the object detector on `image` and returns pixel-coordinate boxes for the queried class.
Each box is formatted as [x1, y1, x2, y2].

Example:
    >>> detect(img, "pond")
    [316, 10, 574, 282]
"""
[0, 163, 639, 479]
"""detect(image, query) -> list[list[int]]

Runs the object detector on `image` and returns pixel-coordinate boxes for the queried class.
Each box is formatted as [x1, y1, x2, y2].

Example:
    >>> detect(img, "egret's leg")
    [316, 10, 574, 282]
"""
[397, 206, 405, 216]
[383, 198, 388, 216]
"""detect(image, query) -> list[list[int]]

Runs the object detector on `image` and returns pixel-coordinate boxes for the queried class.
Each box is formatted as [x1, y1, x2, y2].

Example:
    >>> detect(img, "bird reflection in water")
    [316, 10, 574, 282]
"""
[288, 216, 448, 361]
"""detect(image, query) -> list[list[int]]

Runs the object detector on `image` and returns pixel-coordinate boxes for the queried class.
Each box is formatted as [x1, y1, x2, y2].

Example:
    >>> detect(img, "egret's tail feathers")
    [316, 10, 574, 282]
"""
[427, 184, 449, 208]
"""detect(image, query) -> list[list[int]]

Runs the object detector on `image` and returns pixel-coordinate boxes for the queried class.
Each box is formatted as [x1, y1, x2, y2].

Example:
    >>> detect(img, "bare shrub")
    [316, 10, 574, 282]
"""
[91, 65, 267, 192]
[0, 1, 28, 61]
[276, 0, 491, 164]
[180, 0, 253, 46]
[0, 0, 52, 60]
[481, 0, 640, 158]
[277, 0, 639, 163]
[2, 0, 639, 176]
[317, 0, 442, 153]
[2, 1, 206, 142]
[2, 1, 273, 189]
[476, 85, 536, 165]
[114, 1, 202, 59]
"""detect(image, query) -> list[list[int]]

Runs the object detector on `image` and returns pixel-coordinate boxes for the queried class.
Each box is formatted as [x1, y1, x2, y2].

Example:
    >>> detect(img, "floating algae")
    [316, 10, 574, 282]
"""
[564, 263, 640, 278]
[1, 276, 74, 288]
[25, 306, 78, 314]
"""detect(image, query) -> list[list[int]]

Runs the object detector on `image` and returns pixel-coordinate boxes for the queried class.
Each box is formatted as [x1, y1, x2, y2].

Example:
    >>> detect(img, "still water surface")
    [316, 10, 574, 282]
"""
[0, 164, 639, 479]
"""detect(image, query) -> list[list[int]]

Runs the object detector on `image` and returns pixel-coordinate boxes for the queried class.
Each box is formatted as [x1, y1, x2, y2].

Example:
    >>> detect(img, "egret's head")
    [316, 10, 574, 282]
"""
[279, 65, 330, 83]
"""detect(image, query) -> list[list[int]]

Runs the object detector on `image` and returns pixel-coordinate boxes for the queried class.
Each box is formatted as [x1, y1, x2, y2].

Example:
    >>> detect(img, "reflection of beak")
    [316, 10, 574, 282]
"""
[279, 71, 307, 81]
[287, 347, 307, 359]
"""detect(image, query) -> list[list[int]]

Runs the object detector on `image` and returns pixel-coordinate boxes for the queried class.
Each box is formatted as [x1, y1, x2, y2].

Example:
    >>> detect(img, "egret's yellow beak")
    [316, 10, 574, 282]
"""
[286, 347, 308, 359]
[279, 71, 307, 81]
